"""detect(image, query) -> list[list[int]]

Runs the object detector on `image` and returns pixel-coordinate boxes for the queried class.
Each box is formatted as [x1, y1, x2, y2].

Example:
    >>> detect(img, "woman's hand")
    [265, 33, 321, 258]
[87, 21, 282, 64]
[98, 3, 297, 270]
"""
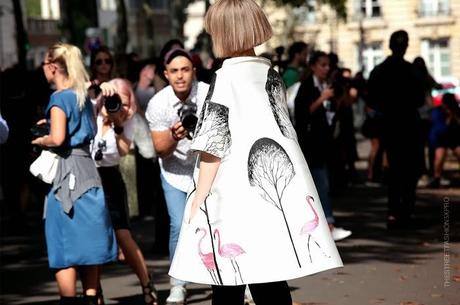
[99, 82, 117, 97]
[171, 121, 188, 141]
[186, 152, 221, 224]
[107, 110, 126, 127]
[188, 199, 202, 224]
[138, 65, 155, 89]
[320, 87, 334, 100]
[31, 135, 48, 146]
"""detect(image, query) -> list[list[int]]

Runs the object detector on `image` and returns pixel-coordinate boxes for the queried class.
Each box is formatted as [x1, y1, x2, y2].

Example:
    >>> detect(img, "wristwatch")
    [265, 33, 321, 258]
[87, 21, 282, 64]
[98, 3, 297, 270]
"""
[114, 125, 124, 135]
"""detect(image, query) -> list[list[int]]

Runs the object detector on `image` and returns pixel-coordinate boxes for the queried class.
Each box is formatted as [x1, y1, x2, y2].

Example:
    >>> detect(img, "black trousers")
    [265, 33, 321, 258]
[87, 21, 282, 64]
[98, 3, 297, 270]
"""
[385, 136, 421, 220]
[211, 281, 292, 305]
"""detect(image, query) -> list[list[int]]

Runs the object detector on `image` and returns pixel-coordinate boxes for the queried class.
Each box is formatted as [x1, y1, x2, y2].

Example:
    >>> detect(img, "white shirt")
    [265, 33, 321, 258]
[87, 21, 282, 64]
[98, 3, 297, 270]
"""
[91, 114, 135, 167]
[313, 75, 335, 126]
[145, 81, 209, 192]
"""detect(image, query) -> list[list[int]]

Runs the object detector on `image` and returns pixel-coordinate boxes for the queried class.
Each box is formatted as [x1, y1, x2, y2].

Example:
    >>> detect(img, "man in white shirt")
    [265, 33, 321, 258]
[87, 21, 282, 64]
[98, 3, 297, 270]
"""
[145, 48, 209, 304]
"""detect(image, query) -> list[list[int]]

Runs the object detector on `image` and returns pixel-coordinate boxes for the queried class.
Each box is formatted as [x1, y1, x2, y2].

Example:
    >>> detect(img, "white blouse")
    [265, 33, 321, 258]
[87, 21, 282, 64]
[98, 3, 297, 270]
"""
[91, 114, 135, 168]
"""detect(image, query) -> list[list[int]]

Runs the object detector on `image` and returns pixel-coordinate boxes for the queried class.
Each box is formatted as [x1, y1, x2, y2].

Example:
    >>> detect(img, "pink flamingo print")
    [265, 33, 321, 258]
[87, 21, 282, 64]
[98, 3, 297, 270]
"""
[213, 228, 245, 284]
[196, 227, 220, 284]
[300, 196, 330, 263]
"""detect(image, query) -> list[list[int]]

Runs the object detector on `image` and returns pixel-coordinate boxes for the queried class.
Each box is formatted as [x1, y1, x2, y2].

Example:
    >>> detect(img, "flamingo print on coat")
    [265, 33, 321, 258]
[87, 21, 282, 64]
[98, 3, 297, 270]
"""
[213, 228, 245, 284]
[196, 227, 220, 284]
[300, 196, 331, 263]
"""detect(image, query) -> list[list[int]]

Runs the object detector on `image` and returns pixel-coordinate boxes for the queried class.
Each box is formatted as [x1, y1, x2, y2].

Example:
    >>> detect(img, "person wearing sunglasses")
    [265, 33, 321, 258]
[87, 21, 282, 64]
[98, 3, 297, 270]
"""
[90, 78, 158, 305]
[31, 42, 118, 305]
[90, 46, 114, 84]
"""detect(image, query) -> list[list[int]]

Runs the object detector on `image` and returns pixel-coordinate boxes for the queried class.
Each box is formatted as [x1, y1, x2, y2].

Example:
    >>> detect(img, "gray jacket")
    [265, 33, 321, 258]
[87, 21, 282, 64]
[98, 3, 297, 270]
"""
[52, 146, 102, 214]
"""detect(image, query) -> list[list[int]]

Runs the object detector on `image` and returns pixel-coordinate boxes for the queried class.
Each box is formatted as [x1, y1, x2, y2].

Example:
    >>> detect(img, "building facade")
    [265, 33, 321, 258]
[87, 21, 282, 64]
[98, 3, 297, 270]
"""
[184, 0, 459, 83]
[296, 0, 460, 83]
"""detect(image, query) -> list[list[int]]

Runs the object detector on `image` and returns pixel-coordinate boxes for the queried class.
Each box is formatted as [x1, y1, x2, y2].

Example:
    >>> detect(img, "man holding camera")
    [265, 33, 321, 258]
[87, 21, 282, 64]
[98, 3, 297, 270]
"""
[145, 48, 209, 304]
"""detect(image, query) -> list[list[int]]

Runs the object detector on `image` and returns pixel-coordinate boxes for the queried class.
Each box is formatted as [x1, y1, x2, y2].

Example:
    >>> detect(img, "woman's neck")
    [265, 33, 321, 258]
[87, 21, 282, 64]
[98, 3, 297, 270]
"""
[96, 74, 111, 83]
[232, 49, 256, 57]
[54, 74, 71, 91]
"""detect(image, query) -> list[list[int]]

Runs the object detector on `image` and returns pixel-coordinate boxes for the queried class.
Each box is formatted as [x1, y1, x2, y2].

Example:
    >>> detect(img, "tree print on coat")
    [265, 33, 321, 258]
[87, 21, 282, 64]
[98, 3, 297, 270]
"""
[247, 137, 301, 268]
[213, 228, 245, 285]
[192, 101, 231, 158]
[193, 73, 231, 159]
[194, 74, 216, 135]
[300, 196, 331, 263]
[265, 68, 297, 140]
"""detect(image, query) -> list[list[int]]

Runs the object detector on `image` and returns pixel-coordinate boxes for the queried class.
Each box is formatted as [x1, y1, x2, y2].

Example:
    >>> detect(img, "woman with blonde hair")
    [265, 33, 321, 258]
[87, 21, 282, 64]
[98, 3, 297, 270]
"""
[169, 1, 343, 304]
[91, 78, 157, 305]
[31, 42, 117, 305]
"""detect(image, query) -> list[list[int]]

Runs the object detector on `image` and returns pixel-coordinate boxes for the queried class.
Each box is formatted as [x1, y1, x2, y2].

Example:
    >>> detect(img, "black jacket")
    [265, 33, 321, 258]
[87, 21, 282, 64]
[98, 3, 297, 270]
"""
[294, 75, 335, 167]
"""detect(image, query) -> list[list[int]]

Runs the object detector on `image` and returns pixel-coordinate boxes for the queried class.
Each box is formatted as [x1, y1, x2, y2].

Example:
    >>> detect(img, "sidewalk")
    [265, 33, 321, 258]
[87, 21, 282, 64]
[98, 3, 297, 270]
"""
[1, 138, 459, 305]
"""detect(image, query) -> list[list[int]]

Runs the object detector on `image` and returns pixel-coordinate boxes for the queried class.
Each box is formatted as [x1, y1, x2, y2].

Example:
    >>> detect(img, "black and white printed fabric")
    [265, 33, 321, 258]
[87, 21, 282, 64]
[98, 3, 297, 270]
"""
[169, 56, 342, 285]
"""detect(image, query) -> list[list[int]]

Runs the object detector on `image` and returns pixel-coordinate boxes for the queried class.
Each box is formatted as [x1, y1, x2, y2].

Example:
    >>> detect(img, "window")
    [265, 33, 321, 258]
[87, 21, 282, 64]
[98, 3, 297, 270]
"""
[359, 42, 384, 78]
[26, 0, 60, 19]
[101, 0, 116, 11]
[419, 0, 450, 16]
[356, 0, 381, 19]
[305, 0, 317, 23]
[41, 0, 60, 19]
[421, 39, 451, 79]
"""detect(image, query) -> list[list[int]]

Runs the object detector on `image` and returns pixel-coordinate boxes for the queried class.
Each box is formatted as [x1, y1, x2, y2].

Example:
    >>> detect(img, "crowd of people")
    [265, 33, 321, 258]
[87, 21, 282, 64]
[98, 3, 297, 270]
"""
[1, 0, 459, 305]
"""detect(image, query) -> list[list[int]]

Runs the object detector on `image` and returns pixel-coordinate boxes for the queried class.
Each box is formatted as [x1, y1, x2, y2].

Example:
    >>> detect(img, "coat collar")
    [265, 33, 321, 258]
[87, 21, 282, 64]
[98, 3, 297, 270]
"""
[222, 56, 271, 67]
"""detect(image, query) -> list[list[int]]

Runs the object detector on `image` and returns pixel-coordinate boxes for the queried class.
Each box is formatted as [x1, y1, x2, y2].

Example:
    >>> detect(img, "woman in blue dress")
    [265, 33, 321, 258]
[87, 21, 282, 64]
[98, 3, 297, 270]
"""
[31, 42, 117, 305]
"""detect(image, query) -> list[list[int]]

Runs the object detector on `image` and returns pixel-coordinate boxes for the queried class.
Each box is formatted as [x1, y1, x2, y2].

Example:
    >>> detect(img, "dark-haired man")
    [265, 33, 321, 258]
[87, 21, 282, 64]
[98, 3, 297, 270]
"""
[282, 41, 308, 88]
[145, 48, 209, 304]
[367, 30, 425, 229]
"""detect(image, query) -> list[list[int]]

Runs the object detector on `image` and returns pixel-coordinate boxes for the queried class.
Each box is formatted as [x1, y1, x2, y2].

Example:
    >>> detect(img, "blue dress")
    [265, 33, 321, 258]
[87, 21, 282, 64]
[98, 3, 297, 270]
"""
[44, 89, 117, 269]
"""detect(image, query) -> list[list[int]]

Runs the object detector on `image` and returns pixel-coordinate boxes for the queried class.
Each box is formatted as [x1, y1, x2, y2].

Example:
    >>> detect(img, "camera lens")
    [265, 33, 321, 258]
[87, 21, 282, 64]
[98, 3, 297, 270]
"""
[178, 103, 198, 133]
[182, 114, 198, 132]
[104, 94, 122, 113]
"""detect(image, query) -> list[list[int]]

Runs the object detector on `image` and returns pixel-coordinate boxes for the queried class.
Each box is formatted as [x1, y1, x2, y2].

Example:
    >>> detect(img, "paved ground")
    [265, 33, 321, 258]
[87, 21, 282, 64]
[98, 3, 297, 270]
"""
[1, 138, 459, 305]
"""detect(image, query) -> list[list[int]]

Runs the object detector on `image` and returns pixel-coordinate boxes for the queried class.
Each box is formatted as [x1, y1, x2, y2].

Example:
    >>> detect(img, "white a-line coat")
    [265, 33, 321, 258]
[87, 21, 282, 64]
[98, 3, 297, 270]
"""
[169, 56, 343, 285]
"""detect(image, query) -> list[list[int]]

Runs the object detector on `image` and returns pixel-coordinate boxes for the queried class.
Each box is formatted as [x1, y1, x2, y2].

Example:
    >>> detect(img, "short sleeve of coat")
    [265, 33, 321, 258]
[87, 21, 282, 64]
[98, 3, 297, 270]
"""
[190, 72, 231, 159]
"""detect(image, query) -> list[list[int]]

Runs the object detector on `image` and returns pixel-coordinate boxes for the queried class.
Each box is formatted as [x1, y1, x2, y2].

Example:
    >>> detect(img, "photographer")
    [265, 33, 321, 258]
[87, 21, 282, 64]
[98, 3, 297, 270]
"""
[294, 51, 352, 242]
[90, 78, 158, 305]
[329, 68, 360, 189]
[145, 48, 209, 304]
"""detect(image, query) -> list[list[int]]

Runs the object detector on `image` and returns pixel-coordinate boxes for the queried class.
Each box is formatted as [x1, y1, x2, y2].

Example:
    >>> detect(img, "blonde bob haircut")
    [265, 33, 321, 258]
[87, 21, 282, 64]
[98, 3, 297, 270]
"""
[204, 0, 273, 58]
[47, 42, 89, 109]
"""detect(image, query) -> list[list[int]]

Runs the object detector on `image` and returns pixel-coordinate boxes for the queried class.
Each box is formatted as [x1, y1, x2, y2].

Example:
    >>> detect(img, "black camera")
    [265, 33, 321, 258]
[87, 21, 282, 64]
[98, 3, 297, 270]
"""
[30, 123, 49, 139]
[177, 103, 198, 133]
[104, 94, 122, 113]
[87, 83, 122, 113]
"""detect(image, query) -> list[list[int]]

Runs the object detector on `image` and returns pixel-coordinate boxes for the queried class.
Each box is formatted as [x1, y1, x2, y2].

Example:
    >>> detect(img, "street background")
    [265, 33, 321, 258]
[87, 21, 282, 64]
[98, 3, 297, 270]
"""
[1, 136, 459, 305]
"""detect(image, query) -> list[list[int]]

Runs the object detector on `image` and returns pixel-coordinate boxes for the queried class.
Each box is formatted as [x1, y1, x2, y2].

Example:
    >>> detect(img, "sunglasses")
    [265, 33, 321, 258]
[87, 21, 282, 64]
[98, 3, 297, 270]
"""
[94, 139, 106, 161]
[95, 58, 113, 66]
